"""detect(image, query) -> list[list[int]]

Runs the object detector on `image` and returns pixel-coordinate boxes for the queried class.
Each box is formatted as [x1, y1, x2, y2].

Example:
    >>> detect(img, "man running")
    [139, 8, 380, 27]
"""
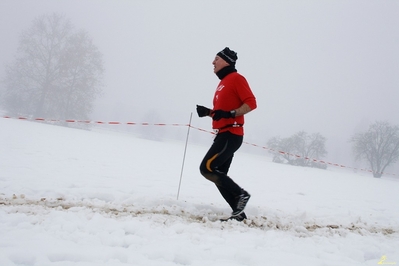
[196, 47, 257, 221]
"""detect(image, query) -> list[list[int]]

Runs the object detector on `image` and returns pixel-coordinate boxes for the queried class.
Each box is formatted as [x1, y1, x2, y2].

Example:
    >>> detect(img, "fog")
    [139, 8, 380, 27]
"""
[1, 1, 398, 169]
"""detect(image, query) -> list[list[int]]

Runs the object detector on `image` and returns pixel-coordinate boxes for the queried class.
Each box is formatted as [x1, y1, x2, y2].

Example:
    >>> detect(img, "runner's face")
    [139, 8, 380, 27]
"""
[212, 56, 230, 73]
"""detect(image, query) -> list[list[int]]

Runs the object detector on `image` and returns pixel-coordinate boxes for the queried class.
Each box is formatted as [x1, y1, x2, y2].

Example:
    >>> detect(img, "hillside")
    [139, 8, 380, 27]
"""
[0, 118, 398, 265]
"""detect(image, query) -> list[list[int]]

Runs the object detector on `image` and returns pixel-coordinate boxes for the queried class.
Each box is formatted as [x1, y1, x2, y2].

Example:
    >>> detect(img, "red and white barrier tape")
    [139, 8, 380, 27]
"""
[2, 115, 396, 177]
[1, 116, 188, 127]
[186, 124, 396, 176]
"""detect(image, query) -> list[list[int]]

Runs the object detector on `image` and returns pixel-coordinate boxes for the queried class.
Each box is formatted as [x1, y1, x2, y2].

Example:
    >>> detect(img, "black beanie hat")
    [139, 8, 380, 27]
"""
[217, 47, 238, 66]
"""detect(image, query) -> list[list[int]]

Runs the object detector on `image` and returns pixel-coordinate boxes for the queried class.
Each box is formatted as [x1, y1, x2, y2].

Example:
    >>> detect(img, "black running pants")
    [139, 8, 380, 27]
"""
[199, 131, 243, 211]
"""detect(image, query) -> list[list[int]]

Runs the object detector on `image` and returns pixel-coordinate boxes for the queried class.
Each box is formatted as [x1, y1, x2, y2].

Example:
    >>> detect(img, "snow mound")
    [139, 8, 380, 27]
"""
[2, 194, 396, 239]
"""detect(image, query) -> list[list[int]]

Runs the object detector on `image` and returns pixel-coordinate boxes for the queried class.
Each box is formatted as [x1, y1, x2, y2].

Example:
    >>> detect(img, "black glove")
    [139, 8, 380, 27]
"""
[196, 105, 211, 117]
[211, 109, 235, 121]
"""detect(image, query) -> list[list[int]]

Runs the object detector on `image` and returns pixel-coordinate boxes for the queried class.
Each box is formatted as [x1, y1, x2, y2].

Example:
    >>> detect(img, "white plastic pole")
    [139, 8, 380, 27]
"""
[177, 112, 193, 200]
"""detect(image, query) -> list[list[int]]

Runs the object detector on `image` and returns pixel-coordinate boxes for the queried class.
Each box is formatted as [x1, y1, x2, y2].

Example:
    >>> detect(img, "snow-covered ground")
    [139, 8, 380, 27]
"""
[1, 117, 398, 266]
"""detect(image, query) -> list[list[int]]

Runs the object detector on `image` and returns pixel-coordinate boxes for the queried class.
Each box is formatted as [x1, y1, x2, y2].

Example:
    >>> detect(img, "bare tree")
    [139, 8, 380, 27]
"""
[267, 136, 296, 164]
[351, 121, 399, 178]
[268, 131, 327, 169]
[1, 13, 103, 123]
[292, 131, 327, 167]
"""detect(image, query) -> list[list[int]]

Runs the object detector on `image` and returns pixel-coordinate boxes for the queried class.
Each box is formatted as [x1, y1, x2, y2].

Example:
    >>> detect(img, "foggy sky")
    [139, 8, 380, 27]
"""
[1, 0, 398, 167]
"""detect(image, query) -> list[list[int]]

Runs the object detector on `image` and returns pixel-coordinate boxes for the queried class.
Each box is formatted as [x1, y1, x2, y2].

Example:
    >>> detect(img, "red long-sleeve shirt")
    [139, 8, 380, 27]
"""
[212, 72, 257, 135]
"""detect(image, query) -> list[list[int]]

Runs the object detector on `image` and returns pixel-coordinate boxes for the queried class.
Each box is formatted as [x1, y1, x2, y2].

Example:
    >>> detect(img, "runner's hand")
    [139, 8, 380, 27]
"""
[211, 110, 233, 121]
[196, 105, 211, 117]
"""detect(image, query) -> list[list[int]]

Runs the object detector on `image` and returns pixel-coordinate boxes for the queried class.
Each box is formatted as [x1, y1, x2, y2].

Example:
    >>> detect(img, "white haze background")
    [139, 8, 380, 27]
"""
[0, 2, 399, 264]
[0, 0, 399, 172]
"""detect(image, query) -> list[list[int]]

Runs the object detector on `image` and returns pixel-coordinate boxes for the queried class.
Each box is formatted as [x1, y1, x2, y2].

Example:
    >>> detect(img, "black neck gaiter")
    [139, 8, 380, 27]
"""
[216, 65, 237, 80]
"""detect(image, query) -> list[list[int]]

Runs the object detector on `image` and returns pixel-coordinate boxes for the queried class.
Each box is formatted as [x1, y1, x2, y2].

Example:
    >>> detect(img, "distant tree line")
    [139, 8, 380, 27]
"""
[1, 13, 104, 126]
[267, 121, 399, 178]
[267, 131, 327, 169]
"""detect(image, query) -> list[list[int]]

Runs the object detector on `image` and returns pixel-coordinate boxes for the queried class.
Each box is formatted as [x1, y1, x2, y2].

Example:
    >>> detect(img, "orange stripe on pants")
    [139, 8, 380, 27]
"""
[206, 153, 219, 172]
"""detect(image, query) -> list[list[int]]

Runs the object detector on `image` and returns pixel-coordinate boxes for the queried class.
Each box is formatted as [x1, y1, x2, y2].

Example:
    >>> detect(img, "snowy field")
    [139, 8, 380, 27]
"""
[1, 117, 398, 266]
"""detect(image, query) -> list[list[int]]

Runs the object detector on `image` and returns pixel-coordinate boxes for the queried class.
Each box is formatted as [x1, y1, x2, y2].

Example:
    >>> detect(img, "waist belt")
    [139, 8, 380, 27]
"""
[214, 124, 243, 133]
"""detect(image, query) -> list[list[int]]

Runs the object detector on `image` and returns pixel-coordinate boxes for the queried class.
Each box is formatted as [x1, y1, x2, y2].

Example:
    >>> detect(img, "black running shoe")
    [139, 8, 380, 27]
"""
[220, 212, 247, 222]
[232, 190, 251, 216]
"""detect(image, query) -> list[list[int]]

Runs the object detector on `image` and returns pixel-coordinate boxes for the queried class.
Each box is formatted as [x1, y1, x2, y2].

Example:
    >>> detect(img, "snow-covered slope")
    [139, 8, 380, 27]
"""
[1, 118, 398, 266]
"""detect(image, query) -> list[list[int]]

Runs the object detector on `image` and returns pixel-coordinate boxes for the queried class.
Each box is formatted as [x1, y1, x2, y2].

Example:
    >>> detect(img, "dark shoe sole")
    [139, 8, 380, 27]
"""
[220, 212, 247, 222]
[232, 193, 251, 216]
